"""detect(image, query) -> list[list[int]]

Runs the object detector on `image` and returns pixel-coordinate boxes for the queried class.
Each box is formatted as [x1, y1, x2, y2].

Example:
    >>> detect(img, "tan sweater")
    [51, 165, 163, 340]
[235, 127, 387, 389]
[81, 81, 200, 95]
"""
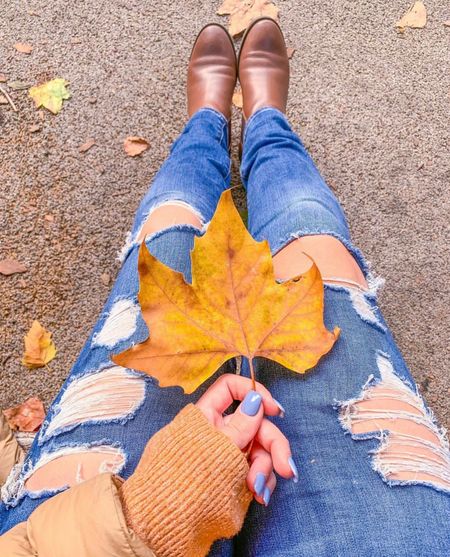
[0, 405, 253, 557]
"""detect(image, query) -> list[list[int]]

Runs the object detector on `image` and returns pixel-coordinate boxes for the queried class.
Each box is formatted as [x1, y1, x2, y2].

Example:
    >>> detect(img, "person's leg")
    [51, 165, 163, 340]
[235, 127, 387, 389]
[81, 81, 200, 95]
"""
[0, 27, 237, 557]
[237, 23, 450, 557]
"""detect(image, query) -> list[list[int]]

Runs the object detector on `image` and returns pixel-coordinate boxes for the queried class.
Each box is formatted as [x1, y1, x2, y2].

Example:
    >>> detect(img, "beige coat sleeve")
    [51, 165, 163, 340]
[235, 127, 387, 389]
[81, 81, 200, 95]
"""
[0, 414, 25, 487]
[0, 473, 155, 557]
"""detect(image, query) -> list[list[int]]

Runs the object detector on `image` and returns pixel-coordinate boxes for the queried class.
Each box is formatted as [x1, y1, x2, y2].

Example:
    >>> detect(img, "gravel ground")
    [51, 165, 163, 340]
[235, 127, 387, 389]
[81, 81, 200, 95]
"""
[1, 1, 449, 429]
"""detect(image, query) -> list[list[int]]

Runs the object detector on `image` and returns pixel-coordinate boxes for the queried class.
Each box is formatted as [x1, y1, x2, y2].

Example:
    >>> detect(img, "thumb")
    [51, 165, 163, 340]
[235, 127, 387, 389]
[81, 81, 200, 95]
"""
[219, 390, 264, 450]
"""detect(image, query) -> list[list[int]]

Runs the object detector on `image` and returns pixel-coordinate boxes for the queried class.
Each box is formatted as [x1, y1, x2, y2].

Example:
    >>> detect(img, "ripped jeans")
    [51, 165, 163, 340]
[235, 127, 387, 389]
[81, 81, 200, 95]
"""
[1, 108, 449, 556]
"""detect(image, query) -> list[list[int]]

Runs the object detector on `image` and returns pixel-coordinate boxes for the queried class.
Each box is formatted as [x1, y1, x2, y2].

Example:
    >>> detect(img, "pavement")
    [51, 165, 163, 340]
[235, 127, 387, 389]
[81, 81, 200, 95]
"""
[1, 1, 449, 429]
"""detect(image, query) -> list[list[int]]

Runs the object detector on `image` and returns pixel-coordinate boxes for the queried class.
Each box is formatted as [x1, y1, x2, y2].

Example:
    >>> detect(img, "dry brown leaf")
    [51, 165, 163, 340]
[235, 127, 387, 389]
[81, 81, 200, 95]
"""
[79, 138, 96, 153]
[3, 397, 45, 432]
[14, 42, 33, 54]
[124, 136, 149, 157]
[232, 88, 243, 108]
[101, 272, 111, 286]
[29, 124, 41, 133]
[218, 0, 279, 37]
[0, 95, 8, 105]
[286, 47, 296, 59]
[44, 214, 54, 222]
[22, 320, 57, 368]
[0, 259, 27, 276]
[395, 1, 427, 30]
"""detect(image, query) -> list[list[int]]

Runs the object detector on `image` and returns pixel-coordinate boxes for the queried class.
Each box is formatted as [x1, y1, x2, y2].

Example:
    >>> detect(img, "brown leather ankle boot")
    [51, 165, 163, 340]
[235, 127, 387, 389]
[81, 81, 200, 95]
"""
[238, 17, 289, 126]
[187, 24, 237, 120]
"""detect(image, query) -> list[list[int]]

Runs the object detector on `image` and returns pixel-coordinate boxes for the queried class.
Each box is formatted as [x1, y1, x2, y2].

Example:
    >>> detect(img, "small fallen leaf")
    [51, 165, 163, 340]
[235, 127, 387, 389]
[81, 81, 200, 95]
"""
[286, 47, 296, 59]
[22, 320, 56, 368]
[232, 88, 243, 108]
[88, 97, 97, 104]
[28, 10, 40, 16]
[0, 259, 27, 276]
[0, 74, 7, 83]
[79, 138, 96, 153]
[70, 37, 82, 45]
[29, 124, 41, 133]
[443, 20, 450, 27]
[3, 397, 45, 432]
[44, 214, 54, 222]
[113, 190, 339, 393]
[101, 272, 111, 286]
[8, 80, 31, 90]
[0, 95, 8, 105]
[218, 0, 279, 37]
[395, 1, 427, 30]
[14, 42, 33, 54]
[124, 136, 149, 157]
[29, 78, 71, 114]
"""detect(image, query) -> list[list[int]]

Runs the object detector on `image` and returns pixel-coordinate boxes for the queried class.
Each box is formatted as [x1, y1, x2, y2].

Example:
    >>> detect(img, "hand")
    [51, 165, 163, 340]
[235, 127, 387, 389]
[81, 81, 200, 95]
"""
[196, 373, 297, 506]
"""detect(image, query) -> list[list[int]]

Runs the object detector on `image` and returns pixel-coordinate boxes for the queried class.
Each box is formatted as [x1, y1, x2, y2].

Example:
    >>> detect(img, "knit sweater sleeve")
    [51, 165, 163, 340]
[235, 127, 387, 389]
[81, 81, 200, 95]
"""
[119, 403, 253, 557]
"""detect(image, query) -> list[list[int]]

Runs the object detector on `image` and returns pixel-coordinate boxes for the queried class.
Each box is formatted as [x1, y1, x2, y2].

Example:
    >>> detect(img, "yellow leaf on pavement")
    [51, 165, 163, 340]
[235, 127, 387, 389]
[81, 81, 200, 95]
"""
[113, 190, 339, 393]
[218, 0, 279, 37]
[22, 320, 56, 368]
[395, 1, 427, 30]
[29, 78, 71, 114]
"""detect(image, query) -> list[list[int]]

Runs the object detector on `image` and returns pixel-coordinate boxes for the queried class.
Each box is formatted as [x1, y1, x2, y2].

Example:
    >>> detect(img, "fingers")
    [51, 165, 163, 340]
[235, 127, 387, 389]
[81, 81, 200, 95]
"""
[196, 373, 283, 418]
[247, 443, 277, 506]
[255, 418, 298, 481]
[219, 390, 264, 449]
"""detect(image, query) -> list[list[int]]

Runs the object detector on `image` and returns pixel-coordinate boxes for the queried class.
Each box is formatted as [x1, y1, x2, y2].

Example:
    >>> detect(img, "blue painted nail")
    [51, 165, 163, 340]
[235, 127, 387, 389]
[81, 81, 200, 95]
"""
[241, 390, 262, 416]
[254, 473, 266, 496]
[288, 456, 299, 483]
[273, 398, 285, 417]
[263, 486, 271, 506]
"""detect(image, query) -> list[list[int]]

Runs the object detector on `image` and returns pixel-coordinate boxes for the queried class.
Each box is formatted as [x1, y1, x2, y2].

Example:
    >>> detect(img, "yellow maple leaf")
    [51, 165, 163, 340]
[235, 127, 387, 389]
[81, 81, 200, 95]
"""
[29, 78, 71, 114]
[22, 320, 56, 368]
[113, 191, 339, 393]
[217, 0, 279, 37]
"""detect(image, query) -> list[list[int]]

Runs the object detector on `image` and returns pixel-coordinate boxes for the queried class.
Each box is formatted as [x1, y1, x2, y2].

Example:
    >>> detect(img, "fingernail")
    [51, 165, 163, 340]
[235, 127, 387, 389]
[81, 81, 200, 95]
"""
[254, 473, 266, 496]
[263, 486, 271, 506]
[241, 390, 262, 416]
[288, 456, 299, 483]
[273, 398, 285, 418]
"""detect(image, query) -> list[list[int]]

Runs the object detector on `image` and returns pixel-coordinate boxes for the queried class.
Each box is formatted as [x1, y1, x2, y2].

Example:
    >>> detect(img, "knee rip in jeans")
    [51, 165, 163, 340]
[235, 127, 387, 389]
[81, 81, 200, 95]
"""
[137, 201, 205, 241]
[334, 352, 450, 494]
[39, 365, 146, 443]
[118, 201, 206, 263]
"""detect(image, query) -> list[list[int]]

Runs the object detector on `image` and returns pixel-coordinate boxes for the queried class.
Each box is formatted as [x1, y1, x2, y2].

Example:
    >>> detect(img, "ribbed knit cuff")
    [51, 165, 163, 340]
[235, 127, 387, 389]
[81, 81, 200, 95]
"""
[120, 404, 253, 557]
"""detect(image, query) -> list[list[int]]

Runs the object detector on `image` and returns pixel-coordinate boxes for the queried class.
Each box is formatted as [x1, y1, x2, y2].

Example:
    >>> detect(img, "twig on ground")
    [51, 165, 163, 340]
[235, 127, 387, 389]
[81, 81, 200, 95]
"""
[0, 86, 18, 112]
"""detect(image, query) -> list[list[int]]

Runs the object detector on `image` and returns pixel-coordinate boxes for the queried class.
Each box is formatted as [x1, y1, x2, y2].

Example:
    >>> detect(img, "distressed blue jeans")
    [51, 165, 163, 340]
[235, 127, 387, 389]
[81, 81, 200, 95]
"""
[1, 108, 449, 555]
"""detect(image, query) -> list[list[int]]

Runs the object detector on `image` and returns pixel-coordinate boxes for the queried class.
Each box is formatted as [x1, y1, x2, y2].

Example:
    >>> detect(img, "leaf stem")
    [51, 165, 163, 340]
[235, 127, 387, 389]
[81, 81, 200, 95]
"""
[249, 357, 256, 391]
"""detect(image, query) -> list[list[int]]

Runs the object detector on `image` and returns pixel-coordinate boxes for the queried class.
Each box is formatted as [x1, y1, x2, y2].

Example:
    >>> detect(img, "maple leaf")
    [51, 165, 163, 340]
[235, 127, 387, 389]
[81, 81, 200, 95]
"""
[29, 78, 71, 114]
[3, 397, 45, 432]
[22, 320, 56, 368]
[113, 190, 339, 393]
[218, 0, 279, 37]
[124, 136, 150, 157]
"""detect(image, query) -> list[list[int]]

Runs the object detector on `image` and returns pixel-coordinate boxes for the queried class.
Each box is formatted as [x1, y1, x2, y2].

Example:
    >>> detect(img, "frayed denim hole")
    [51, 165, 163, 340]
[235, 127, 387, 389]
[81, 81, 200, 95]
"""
[92, 298, 140, 349]
[333, 351, 450, 495]
[39, 365, 147, 443]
